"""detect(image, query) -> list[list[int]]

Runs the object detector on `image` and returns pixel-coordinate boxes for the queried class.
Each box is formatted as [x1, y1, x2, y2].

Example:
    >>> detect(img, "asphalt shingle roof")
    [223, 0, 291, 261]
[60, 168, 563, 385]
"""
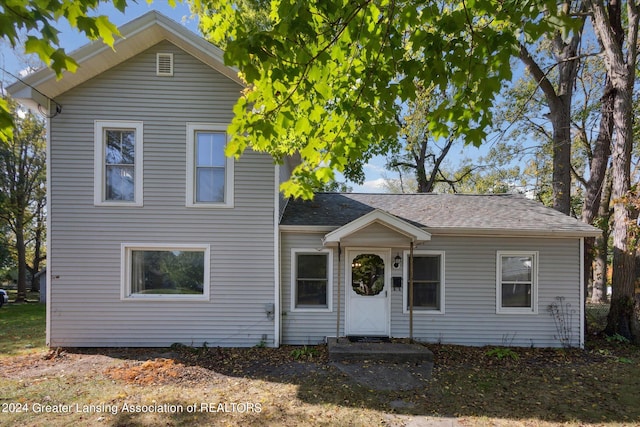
[280, 193, 601, 236]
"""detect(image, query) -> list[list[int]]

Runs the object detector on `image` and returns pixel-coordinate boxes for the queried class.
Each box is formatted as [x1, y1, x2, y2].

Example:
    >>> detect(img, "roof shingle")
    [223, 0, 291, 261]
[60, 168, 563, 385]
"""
[280, 193, 600, 237]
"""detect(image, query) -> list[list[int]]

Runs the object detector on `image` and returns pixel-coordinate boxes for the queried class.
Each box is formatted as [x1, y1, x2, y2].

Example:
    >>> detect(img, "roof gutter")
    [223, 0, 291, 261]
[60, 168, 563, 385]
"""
[280, 224, 601, 239]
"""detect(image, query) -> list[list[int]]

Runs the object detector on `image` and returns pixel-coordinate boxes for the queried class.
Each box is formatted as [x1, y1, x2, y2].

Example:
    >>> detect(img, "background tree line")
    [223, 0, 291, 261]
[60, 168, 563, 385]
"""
[0, 94, 46, 302]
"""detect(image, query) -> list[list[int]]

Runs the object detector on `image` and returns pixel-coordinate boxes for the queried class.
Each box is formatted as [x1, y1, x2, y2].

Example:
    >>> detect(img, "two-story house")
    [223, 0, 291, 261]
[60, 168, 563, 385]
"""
[9, 11, 600, 349]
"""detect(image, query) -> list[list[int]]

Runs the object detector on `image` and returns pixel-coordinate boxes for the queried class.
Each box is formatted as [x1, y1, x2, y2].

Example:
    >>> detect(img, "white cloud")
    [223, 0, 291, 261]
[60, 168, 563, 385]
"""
[363, 161, 387, 175]
[352, 178, 387, 193]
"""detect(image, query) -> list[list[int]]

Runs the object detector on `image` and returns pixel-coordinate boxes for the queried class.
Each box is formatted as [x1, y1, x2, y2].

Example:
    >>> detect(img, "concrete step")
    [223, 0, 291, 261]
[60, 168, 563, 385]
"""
[327, 337, 434, 363]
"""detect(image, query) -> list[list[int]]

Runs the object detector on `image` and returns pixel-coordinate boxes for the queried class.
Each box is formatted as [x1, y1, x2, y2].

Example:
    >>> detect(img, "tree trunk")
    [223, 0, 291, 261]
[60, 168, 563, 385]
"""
[15, 213, 27, 302]
[416, 160, 429, 193]
[589, 0, 640, 342]
[605, 88, 638, 340]
[582, 76, 614, 303]
[29, 198, 46, 292]
[591, 168, 613, 304]
[551, 25, 582, 215]
[581, 77, 614, 226]
[518, 6, 583, 215]
[550, 98, 573, 215]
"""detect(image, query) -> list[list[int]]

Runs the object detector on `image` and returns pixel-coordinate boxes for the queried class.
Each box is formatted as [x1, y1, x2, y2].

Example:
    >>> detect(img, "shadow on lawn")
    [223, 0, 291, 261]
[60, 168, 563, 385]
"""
[67, 338, 640, 425]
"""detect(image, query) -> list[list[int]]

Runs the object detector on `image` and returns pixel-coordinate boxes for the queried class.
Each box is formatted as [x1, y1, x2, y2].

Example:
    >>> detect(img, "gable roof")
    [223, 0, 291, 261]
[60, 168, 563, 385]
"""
[280, 193, 601, 238]
[322, 209, 432, 247]
[7, 11, 242, 110]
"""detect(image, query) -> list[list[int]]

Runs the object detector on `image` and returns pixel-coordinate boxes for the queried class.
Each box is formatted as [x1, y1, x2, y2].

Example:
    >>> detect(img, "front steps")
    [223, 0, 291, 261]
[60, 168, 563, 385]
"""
[327, 337, 434, 363]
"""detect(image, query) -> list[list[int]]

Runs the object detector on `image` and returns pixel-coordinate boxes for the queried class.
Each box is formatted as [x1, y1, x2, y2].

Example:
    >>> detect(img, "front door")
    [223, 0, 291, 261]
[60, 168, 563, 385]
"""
[346, 249, 390, 336]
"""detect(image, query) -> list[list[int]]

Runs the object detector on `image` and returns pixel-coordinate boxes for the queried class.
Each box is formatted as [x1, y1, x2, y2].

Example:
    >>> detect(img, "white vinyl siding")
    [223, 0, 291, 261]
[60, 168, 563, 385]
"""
[94, 120, 143, 206]
[186, 123, 234, 208]
[403, 250, 445, 314]
[290, 248, 332, 312]
[48, 41, 275, 347]
[121, 243, 210, 301]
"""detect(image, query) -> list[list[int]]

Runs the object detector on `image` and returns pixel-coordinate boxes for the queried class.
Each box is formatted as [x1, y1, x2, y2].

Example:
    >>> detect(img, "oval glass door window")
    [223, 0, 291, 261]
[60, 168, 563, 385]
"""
[351, 254, 384, 296]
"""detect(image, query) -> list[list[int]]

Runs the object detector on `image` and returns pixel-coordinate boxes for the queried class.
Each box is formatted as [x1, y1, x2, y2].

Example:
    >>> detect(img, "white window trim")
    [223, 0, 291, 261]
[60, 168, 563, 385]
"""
[496, 250, 538, 314]
[186, 123, 234, 208]
[403, 250, 445, 315]
[121, 243, 211, 301]
[94, 120, 144, 207]
[290, 248, 333, 312]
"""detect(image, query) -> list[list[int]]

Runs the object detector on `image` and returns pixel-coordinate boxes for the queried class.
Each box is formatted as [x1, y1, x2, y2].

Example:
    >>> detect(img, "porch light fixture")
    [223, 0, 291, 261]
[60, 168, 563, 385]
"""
[393, 254, 401, 269]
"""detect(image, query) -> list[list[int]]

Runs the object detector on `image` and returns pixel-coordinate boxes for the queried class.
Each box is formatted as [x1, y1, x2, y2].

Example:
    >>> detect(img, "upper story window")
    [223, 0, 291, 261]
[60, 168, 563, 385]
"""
[94, 121, 143, 206]
[186, 123, 234, 208]
[496, 251, 538, 314]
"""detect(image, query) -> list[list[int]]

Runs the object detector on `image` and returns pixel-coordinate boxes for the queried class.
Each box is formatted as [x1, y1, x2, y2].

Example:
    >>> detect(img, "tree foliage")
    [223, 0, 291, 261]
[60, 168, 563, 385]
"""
[193, 0, 533, 198]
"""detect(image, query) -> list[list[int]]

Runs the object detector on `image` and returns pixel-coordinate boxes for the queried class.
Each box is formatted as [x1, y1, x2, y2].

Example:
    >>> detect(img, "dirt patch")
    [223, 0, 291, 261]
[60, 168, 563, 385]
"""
[0, 349, 118, 380]
[103, 358, 227, 386]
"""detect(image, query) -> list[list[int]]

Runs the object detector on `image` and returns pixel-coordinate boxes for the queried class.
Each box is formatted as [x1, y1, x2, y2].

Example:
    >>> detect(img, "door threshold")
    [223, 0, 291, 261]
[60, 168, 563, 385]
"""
[347, 336, 391, 343]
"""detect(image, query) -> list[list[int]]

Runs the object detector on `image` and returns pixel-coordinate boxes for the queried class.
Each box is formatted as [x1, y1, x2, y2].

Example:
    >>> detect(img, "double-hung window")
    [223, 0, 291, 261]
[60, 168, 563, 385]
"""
[404, 251, 445, 313]
[497, 251, 538, 314]
[121, 244, 210, 301]
[291, 249, 332, 311]
[186, 123, 234, 208]
[94, 121, 143, 206]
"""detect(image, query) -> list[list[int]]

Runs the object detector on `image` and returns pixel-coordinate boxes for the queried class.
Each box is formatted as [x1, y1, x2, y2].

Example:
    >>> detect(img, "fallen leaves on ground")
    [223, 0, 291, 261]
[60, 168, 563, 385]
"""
[1, 337, 639, 426]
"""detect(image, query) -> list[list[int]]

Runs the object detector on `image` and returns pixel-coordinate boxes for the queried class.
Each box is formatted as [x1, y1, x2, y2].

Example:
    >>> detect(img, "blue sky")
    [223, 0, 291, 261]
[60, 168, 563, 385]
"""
[1, 2, 197, 77]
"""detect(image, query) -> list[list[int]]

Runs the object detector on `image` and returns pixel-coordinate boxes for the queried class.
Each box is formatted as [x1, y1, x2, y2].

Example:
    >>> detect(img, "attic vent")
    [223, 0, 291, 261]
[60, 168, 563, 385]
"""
[156, 53, 174, 76]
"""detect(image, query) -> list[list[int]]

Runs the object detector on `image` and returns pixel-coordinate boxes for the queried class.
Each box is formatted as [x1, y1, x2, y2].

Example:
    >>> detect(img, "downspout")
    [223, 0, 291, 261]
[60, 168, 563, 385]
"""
[336, 242, 341, 339]
[579, 237, 585, 349]
[273, 164, 280, 347]
[409, 240, 414, 342]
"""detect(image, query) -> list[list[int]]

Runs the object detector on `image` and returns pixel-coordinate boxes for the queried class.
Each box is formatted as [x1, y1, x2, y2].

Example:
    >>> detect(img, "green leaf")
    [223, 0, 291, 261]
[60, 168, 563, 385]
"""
[24, 37, 56, 65]
[49, 49, 79, 77]
[95, 15, 121, 47]
[0, 98, 14, 144]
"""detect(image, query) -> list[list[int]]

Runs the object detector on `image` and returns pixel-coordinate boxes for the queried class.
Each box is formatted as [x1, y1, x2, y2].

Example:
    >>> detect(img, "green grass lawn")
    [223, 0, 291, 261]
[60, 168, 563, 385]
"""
[0, 303, 46, 356]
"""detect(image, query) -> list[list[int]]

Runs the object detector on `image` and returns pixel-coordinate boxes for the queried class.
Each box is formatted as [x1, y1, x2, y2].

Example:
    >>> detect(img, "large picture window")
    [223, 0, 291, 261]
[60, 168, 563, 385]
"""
[403, 251, 445, 313]
[122, 244, 210, 300]
[496, 251, 538, 314]
[186, 123, 234, 208]
[291, 249, 332, 311]
[94, 121, 143, 206]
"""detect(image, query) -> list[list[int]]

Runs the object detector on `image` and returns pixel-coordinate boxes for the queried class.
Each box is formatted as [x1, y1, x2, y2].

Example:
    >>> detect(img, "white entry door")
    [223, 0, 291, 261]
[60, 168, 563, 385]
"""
[346, 249, 390, 336]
